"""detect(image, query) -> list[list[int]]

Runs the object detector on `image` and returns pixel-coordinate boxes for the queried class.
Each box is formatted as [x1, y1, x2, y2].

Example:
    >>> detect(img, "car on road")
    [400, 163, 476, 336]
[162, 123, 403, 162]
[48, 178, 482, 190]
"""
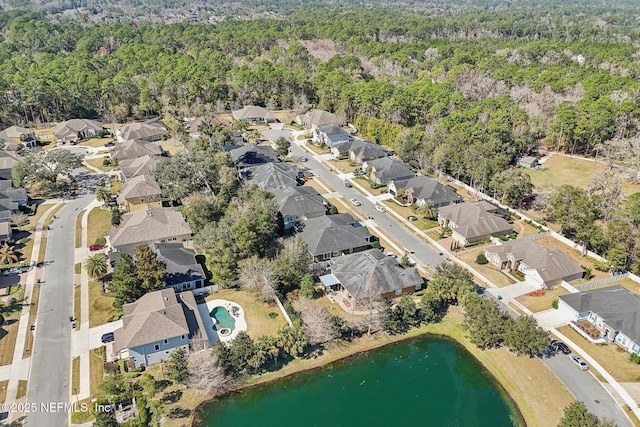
[568, 355, 588, 370]
[344, 182, 352, 188]
[300, 157, 308, 162]
[350, 198, 361, 206]
[104, 141, 115, 147]
[89, 243, 105, 251]
[2, 268, 22, 276]
[550, 340, 571, 355]
[375, 205, 386, 213]
[101, 332, 115, 343]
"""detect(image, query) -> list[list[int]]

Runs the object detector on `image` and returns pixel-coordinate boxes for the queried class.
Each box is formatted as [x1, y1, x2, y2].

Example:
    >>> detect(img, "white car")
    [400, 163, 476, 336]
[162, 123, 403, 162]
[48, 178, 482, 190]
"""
[350, 198, 361, 206]
[3, 268, 22, 276]
[375, 205, 386, 213]
[568, 355, 589, 371]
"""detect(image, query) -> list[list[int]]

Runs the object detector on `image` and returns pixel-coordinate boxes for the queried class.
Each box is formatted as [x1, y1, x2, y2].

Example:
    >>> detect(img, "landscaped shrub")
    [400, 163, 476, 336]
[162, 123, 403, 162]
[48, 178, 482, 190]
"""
[592, 259, 610, 272]
[499, 235, 509, 241]
[102, 158, 112, 167]
[476, 254, 488, 265]
[268, 312, 278, 319]
[19, 237, 30, 245]
[580, 265, 593, 280]
[95, 237, 106, 245]
[551, 299, 559, 309]
[630, 353, 640, 364]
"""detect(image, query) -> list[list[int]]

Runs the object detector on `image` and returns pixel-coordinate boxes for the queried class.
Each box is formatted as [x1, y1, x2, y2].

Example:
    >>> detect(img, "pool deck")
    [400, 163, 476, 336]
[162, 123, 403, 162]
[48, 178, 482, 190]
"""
[197, 299, 248, 345]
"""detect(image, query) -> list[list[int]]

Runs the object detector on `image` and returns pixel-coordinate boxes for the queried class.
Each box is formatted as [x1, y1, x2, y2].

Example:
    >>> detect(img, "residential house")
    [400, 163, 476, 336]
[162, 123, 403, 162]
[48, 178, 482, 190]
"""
[108, 207, 192, 254]
[231, 105, 277, 124]
[388, 176, 462, 208]
[484, 240, 584, 289]
[438, 201, 513, 245]
[114, 288, 208, 368]
[313, 124, 350, 147]
[0, 168, 13, 191]
[230, 144, 279, 170]
[117, 120, 168, 143]
[119, 155, 160, 180]
[0, 152, 19, 170]
[323, 249, 423, 301]
[271, 186, 327, 229]
[186, 116, 232, 138]
[117, 175, 163, 212]
[240, 162, 299, 190]
[0, 187, 28, 243]
[297, 213, 374, 263]
[0, 126, 37, 149]
[54, 119, 105, 144]
[517, 156, 539, 169]
[151, 243, 207, 293]
[112, 140, 165, 162]
[296, 109, 340, 130]
[363, 157, 415, 185]
[558, 285, 640, 355]
[330, 139, 387, 163]
[0, 222, 10, 245]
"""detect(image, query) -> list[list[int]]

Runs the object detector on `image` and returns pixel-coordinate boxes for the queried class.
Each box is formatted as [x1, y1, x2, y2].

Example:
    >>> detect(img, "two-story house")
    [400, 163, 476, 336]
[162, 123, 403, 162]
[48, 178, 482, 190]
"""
[271, 186, 327, 230]
[116, 174, 163, 212]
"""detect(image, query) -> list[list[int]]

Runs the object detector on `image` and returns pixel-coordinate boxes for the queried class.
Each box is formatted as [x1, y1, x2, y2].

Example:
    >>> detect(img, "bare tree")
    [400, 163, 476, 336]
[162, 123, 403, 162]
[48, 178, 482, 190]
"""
[186, 352, 228, 395]
[294, 297, 336, 346]
[238, 255, 277, 301]
[588, 169, 623, 221]
[10, 213, 29, 229]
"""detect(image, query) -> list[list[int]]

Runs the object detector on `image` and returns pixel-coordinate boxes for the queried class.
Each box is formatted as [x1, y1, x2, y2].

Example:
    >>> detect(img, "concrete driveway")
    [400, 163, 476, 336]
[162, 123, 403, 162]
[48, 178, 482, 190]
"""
[261, 129, 292, 142]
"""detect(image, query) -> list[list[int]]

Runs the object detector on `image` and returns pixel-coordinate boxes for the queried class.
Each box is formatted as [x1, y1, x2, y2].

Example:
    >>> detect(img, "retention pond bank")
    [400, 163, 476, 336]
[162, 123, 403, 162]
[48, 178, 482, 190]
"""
[196, 336, 523, 426]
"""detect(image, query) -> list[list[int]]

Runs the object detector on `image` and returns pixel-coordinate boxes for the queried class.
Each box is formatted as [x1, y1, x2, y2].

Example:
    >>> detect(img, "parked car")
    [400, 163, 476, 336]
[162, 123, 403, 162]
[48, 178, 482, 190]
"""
[2, 268, 22, 276]
[353, 169, 366, 176]
[375, 205, 386, 213]
[101, 332, 115, 343]
[384, 252, 396, 258]
[568, 355, 588, 370]
[550, 340, 571, 355]
[344, 182, 353, 188]
[89, 243, 105, 251]
[300, 157, 308, 162]
[350, 198, 361, 206]
[104, 141, 115, 147]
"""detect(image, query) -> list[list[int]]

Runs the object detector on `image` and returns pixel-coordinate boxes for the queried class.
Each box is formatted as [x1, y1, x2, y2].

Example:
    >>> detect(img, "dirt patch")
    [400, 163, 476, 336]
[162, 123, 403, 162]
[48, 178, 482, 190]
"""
[299, 39, 340, 61]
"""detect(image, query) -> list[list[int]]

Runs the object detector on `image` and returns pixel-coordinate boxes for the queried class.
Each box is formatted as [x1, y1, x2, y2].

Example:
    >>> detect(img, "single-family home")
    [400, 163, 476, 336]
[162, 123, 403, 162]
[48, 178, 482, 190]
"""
[119, 155, 161, 180]
[0, 222, 11, 245]
[296, 109, 341, 130]
[389, 176, 462, 208]
[240, 162, 299, 190]
[186, 116, 232, 138]
[313, 124, 350, 147]
[297, 213, 374, 263]
[54, 119, 106, 144]
[0, 126, 37, 149]
[363, 157, 415, 185]
[114, 288, 209, 368]
[558, 285, 640, 355]
[112, 140, 165, 162]
[484, 240, 584, 289]
[517, 156, 539, 169]
[330, 139, 388, 163]
[117, 175, 163, 212]
[108, 207, 192, 254]
[271, 186, 327, 229]
[323, 249, 423, 301]
[230, 144, 280, 170]
[438, 201, 513, 245]
[117, 120, 168, 143]
[151, 243, 207, 294]
[0, 168, 13, 191]
[232, 106, 277, 124]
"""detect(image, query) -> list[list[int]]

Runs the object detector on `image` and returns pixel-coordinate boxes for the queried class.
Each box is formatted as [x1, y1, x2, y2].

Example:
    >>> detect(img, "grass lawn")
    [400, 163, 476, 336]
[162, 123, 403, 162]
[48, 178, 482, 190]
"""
[333, 159, 359, 173]
[16, 380, 27, 399]
[306, 144, 330, 156]
[515, 287, 568, 313]
[22, 282, 41, 358]
[110, 176, 122, 195]
[75, 263, 81, 275]
[163, 143, 185, 157]
[534, 237, 609, 281]
[77, 136, 114, 148]
[0, 380, 7, 403]
[37, 237, 47, 264]
[458, 249, 517, 288]
[89, 280, 122, 328]
[271, 110, 297, 124]
[70, 398, 94, 424]
[0, 322, 18, 366]
[516, 220, 545, 237]
[90, 350, 104, 397]
[86, 208, 112, 246]
[557, 325, 640, 383]
[75, 210, 83, 248]
[72, 357, 80, 394]
[576, 277, 640, 294]
[85, 157, 115, 173]
[303, 177, 333, 195]
[206, 289, 287, 339]
[16, 202, 57, 265]
[74, 283, 82, 329]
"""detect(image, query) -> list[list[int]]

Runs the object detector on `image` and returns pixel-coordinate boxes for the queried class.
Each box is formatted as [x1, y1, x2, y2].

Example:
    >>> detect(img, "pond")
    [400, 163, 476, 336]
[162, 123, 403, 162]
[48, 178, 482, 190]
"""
[196, 336, 523, 427]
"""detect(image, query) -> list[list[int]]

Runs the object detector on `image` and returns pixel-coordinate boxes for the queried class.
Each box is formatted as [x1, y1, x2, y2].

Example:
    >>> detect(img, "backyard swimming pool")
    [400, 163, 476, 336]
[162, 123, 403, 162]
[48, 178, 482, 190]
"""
[210, 306, 236, 331]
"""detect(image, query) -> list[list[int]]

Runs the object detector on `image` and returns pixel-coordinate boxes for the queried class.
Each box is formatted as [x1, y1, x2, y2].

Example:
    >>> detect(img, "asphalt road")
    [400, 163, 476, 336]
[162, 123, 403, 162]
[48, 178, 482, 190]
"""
[290, 143, 445, 270]
[25, 194, 93, 426]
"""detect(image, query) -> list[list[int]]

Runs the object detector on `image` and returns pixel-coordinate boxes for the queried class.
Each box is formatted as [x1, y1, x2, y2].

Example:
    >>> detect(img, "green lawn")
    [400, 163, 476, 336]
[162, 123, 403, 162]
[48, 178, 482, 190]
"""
[89, 280, 122, 327]
[87, 208, 112, 246]
[85, 157, 116, 172]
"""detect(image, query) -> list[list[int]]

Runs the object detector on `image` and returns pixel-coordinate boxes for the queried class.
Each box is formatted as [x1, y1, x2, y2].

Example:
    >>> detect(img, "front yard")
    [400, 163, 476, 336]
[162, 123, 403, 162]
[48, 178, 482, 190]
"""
[89, 280, 122, 328]
[380, 201, 439, 230]
[515, 287, 568, 313]
[87, 207, 112, 246]
[85, 157, 116, 173]
[458, 248, 517, 288]
[534, 236, 609, 281]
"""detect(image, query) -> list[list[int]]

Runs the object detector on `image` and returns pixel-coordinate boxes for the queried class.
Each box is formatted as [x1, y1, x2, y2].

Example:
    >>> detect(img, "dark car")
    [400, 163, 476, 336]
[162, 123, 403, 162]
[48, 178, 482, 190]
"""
[89, 243, 105, 251]
[550, 340, 571, 354]
[101, 332, 115, 343]
[344, 182, 353, 188]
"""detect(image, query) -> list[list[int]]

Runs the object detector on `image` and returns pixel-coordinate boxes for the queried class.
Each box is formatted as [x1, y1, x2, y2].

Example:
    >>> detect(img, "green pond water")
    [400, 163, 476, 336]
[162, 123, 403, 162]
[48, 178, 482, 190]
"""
[196, 336, 523, 427]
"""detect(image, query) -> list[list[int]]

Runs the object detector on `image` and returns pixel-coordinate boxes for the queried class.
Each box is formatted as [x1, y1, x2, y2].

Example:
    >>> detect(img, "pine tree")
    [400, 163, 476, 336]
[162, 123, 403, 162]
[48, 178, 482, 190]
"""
[166, 347, 189, 384]
[134, 243, 167, 293]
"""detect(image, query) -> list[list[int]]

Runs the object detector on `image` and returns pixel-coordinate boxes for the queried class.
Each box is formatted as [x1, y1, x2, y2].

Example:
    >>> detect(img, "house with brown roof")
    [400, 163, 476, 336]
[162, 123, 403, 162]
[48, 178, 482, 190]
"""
[117, 120, 168, 142]
[108, 207, 192, 254]
[117, 174, 163, 212]
[54, 119, 106, 144]
[0, 126, 37, 149]
[232, 106, 277, 124]
[112, 140, 165, 162]
[296, 109, 341, 130]
[119, 155, 160, 180]
[114, 288, 209, 368]
[484, 240, 584, 289]
[438, 201, 513, 245]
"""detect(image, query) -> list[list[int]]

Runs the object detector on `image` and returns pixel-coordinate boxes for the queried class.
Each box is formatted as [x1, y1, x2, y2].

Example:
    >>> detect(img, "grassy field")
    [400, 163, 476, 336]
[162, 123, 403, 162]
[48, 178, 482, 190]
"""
[0, 322, 18, 366]
[16, 380, 27, 399]
[515, 287, 568, 313]
[22, 282, 41, 358]
[557, 325, 640, 383]
[86, 208, 111, 246]
[163, 143, 185, 157]
[90, 351, 104, 397]
[17, 202, 57, 265]
[72, 357, 80, 394]
[75, 210, 83, 248]
[0, 380, 8, 403]
[89, 280, 122, 328]
[458, 249, 517, 288]
[305, 144, 330, 156]
[206, 289, 287, 339]
[85, 157, 115, 172]
[74, 283, 82, 329]
[110, 176, 122, 195]
[77, 136, 114, 148]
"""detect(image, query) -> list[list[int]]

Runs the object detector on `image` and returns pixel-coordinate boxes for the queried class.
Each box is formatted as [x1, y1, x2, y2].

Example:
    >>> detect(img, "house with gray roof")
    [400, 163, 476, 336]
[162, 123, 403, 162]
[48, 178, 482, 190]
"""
[314, 124, 350, 147]
[485, 240, 584, 289]
[271, 186, 327, 229]
[232, 105, 277, 124]
[0, 126, 37, 149]
[363, 157, 415, 185]
[114, 288, 209, 368]
[108, 207, 192, 254]
[119, 155, 160, 180]
[112, 140, 165, 162]
[186, 116, 232, 138]
[331, 139, 388, 163]
[117, 120, 168, 142]
[558, 285, 640, 355]
[230, 144, 280, 170]
[438, 201, 513, 245]
[151, 243, 207, 294]
[297, 213, 374, 262]
[389, 176, 462, 208]
[55, 119, 106, 144]
[296, 109, 340, 130]
[325, 249, 423, 301]
[240, 162, 299, 190]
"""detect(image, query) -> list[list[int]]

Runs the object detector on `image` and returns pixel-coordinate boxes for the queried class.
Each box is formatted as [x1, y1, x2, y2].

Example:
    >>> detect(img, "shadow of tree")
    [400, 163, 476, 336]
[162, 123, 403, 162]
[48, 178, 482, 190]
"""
[160, 390, 182, 404]
[167, 407, 191, 419]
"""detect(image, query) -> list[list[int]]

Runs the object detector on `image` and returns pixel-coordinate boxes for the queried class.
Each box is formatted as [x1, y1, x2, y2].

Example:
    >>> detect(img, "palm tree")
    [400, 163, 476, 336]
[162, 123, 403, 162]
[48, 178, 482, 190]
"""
[0, 243, 19, 265]
[417, 199, 437, 219]
[85, 253, 108, 280]
[95, 186, 111, 206]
